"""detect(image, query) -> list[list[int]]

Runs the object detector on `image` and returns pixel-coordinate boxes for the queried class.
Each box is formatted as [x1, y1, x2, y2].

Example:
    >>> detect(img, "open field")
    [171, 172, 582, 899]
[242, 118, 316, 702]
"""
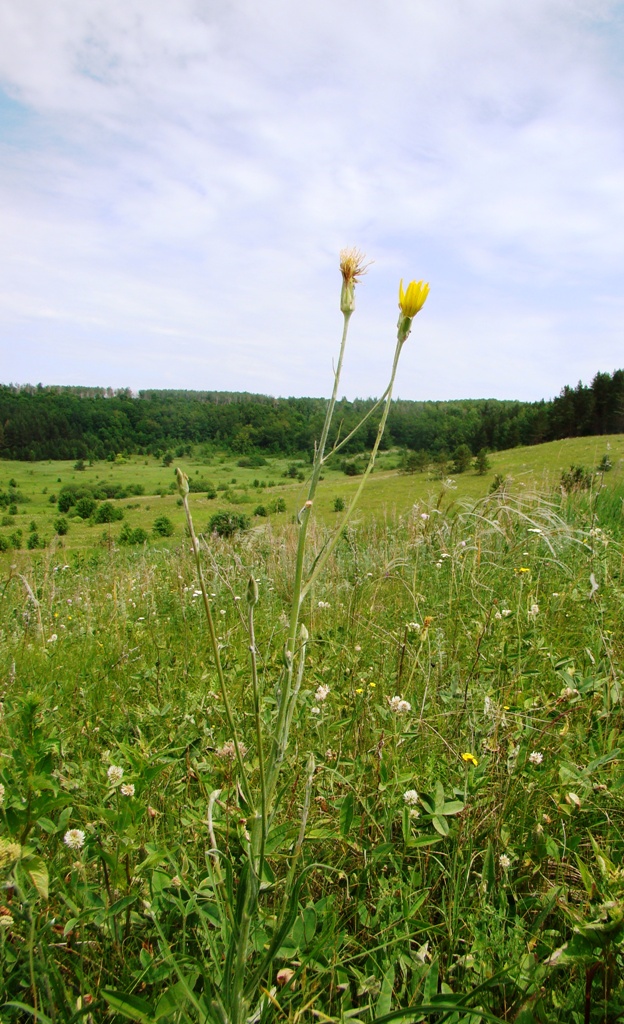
[0, 436, 624, 1022]
[1, 434, 623, 558]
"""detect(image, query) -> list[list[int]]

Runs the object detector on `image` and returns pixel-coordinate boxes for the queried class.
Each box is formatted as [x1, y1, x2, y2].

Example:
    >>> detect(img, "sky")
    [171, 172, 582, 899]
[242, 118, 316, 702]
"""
[1, 0, 624, 403]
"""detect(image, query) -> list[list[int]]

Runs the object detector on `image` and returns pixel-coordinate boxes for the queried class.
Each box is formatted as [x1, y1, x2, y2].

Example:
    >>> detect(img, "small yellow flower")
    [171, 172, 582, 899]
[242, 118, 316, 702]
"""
[355, 687, 364, 694]
[398, 279, 429, 317]
[461, 752, 479, 767]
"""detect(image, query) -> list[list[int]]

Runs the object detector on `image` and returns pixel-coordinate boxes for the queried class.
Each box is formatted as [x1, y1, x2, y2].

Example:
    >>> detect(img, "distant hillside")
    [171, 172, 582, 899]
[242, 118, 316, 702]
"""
[0, 369, 623, 462]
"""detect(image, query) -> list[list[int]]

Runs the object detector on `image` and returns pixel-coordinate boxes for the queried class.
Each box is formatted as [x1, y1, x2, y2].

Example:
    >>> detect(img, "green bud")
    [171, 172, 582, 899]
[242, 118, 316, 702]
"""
[247, 576, 259, 607]
[176, 467, 189, 497]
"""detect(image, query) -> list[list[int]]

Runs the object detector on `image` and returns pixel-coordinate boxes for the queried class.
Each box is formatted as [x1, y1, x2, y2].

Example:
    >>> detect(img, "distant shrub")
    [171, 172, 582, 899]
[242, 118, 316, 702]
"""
[474, 449, 491, 475]
[333, 496, 345, 512]
[94, 502, 124, 524]
[561, 465, 593, 493]
[207, 511, 250, 538]
[0, 535, 9, 552]
[188, 479, 217, 498]
[54, 517, 69, 536]
[451, 444, 473, 474]
[74, 459, 86, 471]
[402, 449, 429, 474]
[8, 504, 17, 516]
[119, 524, 149, 545]
[162, 452, 174, 467]
[27, 533, 40, 550]
[75, 496, 97, 519]
[268, 497, 286, 513]
[1, 516, 10, 527]
[342, 459, 363, 476]
[9, 530, 22, 549]
[253, 505, 268, 517]
[598, 454, 613, 473]
[153, 515, 174, 537]
[237, 454, 267, 468]
[489, 474, 507, 493]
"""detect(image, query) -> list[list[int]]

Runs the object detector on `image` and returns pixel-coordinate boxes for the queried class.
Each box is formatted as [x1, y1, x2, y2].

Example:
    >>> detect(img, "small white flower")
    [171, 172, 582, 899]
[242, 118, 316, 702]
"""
[494, 611, 502, 620]
[170, 875, 182, 887]
[499, 854, 511, 870]
[315, 684, 330, 702]
[107, 765, 124, 785]
[120, 783, 135, 797]
[63, 829, 85, 850]
[354, 644, 362, 652]
[527, 528, 542, 534]
[388, 696, 411, 714]
[407, 622, 421, 631]
[0, 783, 5, 806]
[435, 561, 442, 569]
[47, 634, 58, 643]
[317, 600, 331, 609]
[420, 513, 429, 520]
[561, 686, 579, 700]
[403, 789, 419, 806]
[0, 914, 14, 929]
[501, 609, 512, 617]
[529, 751, 544, 765]
[310, 706, 321, 715]
[528, 603, 539, 617]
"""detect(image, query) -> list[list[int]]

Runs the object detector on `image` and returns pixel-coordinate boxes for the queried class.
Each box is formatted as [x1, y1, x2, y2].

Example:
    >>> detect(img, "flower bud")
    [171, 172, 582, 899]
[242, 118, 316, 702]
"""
[176, 468, 189, 497]
[247, 575, 259, 607]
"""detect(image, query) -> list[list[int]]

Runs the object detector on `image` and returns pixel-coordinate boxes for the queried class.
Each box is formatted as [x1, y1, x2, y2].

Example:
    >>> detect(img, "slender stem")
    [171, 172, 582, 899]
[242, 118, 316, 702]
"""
[248, 600, 267, 874]
[181, 491, 253, 808]
[322, 387, 391, 462]
[301, 337, 404, 602]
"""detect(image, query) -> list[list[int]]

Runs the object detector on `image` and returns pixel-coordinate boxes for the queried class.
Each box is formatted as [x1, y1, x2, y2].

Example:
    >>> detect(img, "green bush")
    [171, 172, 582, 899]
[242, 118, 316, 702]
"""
[333, 496, 345, 512]
[94, 501, 124, 524]
[153, 515, 175, 537]
[75, 496, 97, 519]
[27, 532, 40, 549]
[9, 529, 22, 549]
[253, 505, 268, 517]
[118, 524, 148, 545]
[54, 517, 69, 536]
[0, 534, 9, 552]
[268, 497, 287, 513]
[207, 511, 250, 538]
[237, 454, 267, 467]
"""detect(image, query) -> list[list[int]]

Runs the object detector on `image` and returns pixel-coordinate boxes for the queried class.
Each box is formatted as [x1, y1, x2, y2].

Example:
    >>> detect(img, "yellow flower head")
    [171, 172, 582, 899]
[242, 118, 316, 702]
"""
[461, 752, 479, 767]
[339, 247, 371, 314]
[399, 279, 430, 318]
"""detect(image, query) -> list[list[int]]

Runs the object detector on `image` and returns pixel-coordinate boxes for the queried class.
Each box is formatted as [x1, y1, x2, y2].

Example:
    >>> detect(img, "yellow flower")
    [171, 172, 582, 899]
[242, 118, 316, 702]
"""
[355, 687, 364, 694]
[461, 752, 479, 767]
[399, 279, 429, 317]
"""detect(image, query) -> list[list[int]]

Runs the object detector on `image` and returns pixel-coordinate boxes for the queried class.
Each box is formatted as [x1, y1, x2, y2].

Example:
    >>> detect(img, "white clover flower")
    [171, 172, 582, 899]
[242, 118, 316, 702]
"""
[388, 696, 411, 714]
[107, 765, 124, 785]
[528, 603, 539, 617]
[499, 854, 511, 870]
[494, 611, 502, 620]
[529, 751, 544, 765]
[47, 634, 58, 643]
[501, 609, 512, 617]
[315, 685, 330, 702]
[63, 829, 85, 850]
[561, 686, 580, 700]
[170, 875, 182, 887]
[0, 914, 14, 929]
[317, 601, 331, 609]
[435, 561, 443, 569]
[216, 740, 247, 760]
[120, 783, 135, 797]
[310, 707, 321, 715]
[407, 622, 421, 632]
[403, 789, 419, 806]
[420, 513, 429, 521]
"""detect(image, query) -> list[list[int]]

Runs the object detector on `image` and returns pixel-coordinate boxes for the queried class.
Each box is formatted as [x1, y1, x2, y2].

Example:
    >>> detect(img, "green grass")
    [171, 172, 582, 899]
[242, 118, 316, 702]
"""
[0, 463, 623, 1021]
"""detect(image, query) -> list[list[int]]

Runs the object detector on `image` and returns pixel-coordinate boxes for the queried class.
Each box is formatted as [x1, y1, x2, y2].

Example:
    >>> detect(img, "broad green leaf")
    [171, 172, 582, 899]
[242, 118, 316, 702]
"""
[101, 990, 156, 1023]
[375, 963, 395, 1019]
[23, 855, 49, 900]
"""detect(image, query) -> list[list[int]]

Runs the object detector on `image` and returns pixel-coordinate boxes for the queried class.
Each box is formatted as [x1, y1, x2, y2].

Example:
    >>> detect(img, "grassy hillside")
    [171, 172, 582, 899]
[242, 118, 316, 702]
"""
[0, 434, 623, 557]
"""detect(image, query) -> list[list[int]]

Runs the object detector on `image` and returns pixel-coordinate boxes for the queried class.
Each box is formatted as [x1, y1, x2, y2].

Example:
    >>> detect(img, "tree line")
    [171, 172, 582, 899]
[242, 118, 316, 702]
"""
[0, 370, 622, 462]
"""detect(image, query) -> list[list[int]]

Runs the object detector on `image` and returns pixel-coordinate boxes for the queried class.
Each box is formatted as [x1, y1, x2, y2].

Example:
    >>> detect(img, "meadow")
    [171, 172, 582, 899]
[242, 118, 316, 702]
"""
[0, 430, 623, 1023]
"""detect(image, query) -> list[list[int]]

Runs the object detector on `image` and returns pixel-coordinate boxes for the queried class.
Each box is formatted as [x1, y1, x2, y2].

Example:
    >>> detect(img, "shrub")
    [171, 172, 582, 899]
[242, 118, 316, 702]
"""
[153, 515, 174, 537]
[27, 532, 40, 549]
[561, 465, 593, 493]
[269, 497, 287, 513]
[75, 496, 97, 519]
[237, 454, 267, 468]
[207, 511, 250, 538]
[0, 534, 9, 551]
[74, 459, 86, 471]
[94, 502, 124, 524]
[333, 496, 345, 512]
[474, 448, 491, 475]
[8, 504, 17, 516]
[57, 491, 76, 513]
[598, 454, 613, 473]
[54, 517, 69, 536]
[253, 505, 268, 517]
[118, 524, 148, 545]
[188, 478, 217, 498]
[451, 444, 473, 474]
[342, 459, 363, 476]
[9, 530, 22, 549]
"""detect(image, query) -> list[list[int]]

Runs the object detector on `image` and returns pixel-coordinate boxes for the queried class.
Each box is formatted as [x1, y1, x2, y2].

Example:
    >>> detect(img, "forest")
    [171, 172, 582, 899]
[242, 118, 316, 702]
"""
[0, 368, 623, 461]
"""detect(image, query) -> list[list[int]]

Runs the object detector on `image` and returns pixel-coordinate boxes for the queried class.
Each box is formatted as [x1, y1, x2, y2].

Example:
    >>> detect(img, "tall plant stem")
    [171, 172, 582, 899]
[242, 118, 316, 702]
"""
[181, 491, 253, 808]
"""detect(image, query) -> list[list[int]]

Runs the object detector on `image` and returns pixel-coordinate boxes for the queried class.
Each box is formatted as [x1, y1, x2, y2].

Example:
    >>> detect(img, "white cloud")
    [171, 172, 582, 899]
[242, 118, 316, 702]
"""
[0, 0, 623, 398]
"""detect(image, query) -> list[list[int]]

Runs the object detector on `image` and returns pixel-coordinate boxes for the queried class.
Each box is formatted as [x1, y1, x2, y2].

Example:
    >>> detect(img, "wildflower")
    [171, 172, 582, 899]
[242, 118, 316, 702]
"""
[0, 913, 14, 929]
[561, 686, 579, 700]
[501, 609, 512, 617]
[403, 789, 419, 806]
[0, 784, 5, 806]
[310, 707, 321, 715]
[354, 644, 362, 652]
[461, 752, 479, 767]
[325, 748, 337, 761]
[318, 601, 331, 609]
[63, 829, 85, 850]
[176, 468, 189, 497]
[398, 279, 430, 318]
[528, 603, 539, 617]
[423, 616, 434, 628]
[0, 839, 21, 867]
[216, 740, 247, 760]
[120, 783, 135, 797]
[277, 967, 295, 987]
[315, 684, 330, 702]
[529, 751, 544, 765]
[355, 687, 364, 695]
[388, 696, 411, 714]
[408, 622, 421, 631]
[435, 561, 442, 569]
[494, 611, 502, 620]
[516, 567, 530, 573]
[339, 247, 371, 314]
[107, 765, 124, 785]
[499, 854, 511, 870]
[147, 805, 158, 818]
[47, 634, 58, 643]
[420, 513, 429, 521]
[170, 875, 182, 888]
